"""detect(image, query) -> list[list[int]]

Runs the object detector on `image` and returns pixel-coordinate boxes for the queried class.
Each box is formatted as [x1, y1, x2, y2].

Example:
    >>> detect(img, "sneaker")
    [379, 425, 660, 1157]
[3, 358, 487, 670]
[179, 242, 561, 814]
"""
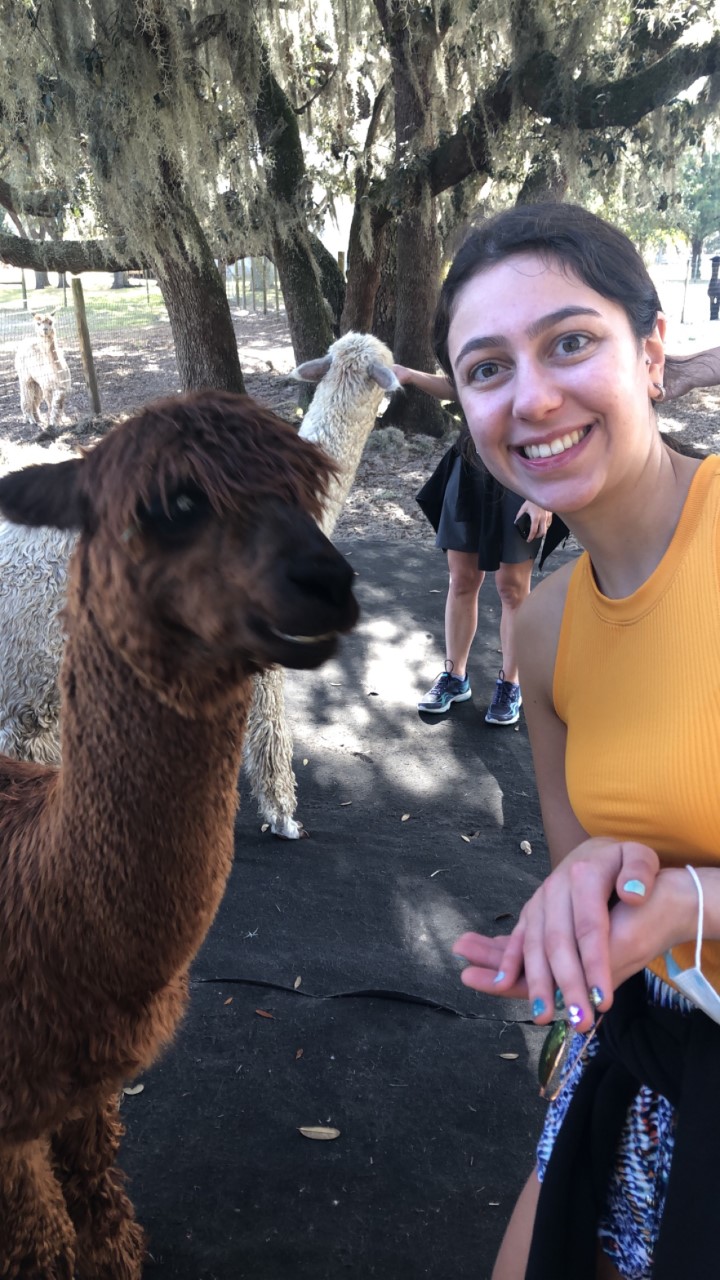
[485, 670, 522, 725]
[417, 664, 471, 714]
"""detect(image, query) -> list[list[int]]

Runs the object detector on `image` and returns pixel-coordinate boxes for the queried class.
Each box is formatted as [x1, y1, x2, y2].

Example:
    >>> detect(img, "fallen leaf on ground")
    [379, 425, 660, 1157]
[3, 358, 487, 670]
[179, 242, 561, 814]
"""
[499, 1053, 519, 1061]
[460, 834, 471, 843]
[255, 1009, 274, 1019]
[295, 1048, 304, 1060]
[224, 997, 233, 1005]
[260, 823, 269, 832]
[298, 1126, 340, 1141]
[303, 758, 308, 766]
[123, 1084, 144, 1096]
[520, 840, 532, 855]
[340, 801, 352, 806]
[401, 813, 410, 821]
[294, 976, 302, 989]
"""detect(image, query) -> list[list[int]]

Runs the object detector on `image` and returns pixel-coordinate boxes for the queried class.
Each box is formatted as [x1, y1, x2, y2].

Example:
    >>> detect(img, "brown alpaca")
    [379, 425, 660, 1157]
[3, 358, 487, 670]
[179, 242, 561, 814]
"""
[0, 391, 358, 1279]
[14, 313, 72, 428]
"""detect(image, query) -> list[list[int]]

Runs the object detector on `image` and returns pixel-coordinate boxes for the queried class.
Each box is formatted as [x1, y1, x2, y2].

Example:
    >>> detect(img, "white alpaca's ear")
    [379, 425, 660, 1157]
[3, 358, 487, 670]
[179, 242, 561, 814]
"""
[367, 362, 401, 392]
[291, 355, 333, 383]
[0, 459, 87, 531]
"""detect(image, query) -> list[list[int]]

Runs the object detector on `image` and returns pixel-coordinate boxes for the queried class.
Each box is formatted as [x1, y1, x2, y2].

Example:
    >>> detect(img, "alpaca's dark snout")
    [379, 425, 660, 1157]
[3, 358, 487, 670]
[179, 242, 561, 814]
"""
[286, 551, 356, 611]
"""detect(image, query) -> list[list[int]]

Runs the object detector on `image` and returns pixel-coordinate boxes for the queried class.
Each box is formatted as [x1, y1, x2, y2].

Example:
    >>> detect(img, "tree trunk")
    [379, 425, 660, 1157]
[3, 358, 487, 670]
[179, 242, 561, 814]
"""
[375, 2, 448, 437]
[251, 55, 333, 368]
[150, 190, 245, 394]
[34, 270, 50, 289]
[691, 236, 703, 280]
[111, 271, 131, 288]
[371, 219, 397, 348]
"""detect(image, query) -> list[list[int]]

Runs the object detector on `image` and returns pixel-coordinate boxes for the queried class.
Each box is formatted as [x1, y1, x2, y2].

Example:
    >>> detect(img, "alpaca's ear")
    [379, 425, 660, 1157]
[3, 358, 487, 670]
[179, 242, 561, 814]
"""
[291, 355, 333, 383]
[0, 459, 87, 530]
[367, 362, 401, 392]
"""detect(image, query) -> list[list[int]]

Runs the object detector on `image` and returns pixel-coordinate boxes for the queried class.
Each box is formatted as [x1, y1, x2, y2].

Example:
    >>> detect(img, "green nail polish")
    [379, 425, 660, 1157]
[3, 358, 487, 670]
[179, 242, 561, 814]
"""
[623, 879, 646, 897]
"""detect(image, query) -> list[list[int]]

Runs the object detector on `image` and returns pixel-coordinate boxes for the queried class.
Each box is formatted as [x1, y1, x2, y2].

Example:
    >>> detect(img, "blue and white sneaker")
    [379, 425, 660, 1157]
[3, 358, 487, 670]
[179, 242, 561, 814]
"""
[485, 670, 522, 725]
[417, 664, 471, 714]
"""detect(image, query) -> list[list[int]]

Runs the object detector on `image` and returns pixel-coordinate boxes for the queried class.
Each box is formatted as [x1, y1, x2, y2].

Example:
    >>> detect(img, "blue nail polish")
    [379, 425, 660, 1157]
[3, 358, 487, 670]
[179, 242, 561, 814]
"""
[589, 986, 604, 1008]
[493, 970, 506, 985]
[623, 879, 646, 897]
[532, 998, 546, 1018]
[567, 1004, 583, 1026]
[554, 988, 565, 1011]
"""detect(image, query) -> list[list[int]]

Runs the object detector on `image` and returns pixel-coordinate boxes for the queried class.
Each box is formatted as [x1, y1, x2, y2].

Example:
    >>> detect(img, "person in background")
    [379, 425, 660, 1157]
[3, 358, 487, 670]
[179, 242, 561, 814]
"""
[394, 362, 554, 724]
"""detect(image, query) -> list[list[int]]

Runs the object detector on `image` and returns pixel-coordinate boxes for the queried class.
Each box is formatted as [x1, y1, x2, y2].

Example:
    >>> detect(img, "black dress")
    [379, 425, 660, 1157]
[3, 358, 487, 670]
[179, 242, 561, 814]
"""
[416, 442, 568, 572]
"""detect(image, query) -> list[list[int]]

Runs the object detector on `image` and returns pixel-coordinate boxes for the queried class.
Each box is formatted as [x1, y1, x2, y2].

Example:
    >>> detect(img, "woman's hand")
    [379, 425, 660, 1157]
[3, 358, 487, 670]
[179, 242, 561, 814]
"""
[516, 499, 553, 541]
[453, 837, 662, 1032]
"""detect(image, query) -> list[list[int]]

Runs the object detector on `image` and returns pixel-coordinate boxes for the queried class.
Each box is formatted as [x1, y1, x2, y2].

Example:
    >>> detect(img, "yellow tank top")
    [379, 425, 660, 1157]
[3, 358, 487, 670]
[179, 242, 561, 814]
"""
[554, 454, 720, 989]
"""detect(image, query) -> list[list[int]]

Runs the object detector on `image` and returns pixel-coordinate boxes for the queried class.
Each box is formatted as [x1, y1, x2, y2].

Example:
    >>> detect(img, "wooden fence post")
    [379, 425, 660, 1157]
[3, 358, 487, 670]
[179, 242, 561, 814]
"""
[262, 256, 267, 314]
[71, 277, 101, 415]
[20, 271, 27, 310]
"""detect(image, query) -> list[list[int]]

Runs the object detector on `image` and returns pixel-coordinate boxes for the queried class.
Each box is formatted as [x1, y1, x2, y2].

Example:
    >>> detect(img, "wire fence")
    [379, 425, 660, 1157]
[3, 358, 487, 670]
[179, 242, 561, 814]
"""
[0, 258, 284, 427]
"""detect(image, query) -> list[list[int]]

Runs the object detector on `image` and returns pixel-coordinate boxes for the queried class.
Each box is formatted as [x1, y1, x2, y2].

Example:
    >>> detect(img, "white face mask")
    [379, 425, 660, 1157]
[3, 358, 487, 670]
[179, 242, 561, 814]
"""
[664, 866, 720, 1026]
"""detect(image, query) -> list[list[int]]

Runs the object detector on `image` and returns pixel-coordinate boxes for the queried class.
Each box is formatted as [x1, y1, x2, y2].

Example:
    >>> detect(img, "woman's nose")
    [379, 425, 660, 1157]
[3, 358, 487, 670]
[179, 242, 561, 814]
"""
[512, 361, 563, 421]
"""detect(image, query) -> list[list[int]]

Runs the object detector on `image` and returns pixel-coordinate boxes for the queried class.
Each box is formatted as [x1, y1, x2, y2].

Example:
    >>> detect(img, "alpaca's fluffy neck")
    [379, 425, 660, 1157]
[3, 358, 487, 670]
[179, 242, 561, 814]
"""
[51, 601, 248, 999]
[38, 331, 62, 368]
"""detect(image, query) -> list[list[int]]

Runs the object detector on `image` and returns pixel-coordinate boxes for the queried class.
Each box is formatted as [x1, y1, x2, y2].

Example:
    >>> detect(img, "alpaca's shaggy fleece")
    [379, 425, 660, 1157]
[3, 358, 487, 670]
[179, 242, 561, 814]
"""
[244, 332, 399, 838]
[0, 520, 75, 764]
[0, 390, 357, 1279]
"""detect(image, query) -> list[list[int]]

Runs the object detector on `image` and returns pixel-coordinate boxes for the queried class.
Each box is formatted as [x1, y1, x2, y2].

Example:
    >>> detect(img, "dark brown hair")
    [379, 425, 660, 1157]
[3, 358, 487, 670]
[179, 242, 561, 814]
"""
[433, 202, 663, 378]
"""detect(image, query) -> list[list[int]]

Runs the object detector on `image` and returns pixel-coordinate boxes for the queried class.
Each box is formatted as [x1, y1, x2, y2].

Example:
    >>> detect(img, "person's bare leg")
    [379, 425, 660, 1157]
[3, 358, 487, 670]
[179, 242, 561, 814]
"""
[492, 1168, 540, 1280]
[495, 559, 534, 685]
[492, 1171, 623, 1280]
[445, 549, 485, 679]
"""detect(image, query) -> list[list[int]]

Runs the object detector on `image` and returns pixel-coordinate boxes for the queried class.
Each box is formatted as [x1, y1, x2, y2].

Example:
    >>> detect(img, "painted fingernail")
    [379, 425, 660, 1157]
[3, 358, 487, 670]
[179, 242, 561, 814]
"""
[589, 986, 604, 1008]
[567, 1004, 583, 1026]
[493, 970, 506, 984]
[531, 998, 546, 1018]
[622, 879, 646, 897]
[554, 988, 565, 1011]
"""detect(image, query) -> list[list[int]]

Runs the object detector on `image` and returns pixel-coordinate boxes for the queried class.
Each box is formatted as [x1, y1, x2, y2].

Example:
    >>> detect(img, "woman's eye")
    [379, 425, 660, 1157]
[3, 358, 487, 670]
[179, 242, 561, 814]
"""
[470, 360, 501, 382]
[557, 333, 589, 355]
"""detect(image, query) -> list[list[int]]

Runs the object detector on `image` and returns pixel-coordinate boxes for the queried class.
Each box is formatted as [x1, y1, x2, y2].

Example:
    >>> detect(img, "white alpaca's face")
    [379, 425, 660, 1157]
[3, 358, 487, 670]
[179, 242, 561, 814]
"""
[33, 314, 55, 339]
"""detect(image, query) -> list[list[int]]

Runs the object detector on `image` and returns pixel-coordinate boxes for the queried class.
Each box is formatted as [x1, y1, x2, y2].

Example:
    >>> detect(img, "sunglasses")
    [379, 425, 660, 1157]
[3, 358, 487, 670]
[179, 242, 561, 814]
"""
[538, 1013, 604, 1102]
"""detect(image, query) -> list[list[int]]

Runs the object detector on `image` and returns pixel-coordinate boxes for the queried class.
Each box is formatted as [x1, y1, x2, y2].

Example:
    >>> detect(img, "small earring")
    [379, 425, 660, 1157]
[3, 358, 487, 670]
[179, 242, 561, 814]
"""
[652, 382, 665, 402]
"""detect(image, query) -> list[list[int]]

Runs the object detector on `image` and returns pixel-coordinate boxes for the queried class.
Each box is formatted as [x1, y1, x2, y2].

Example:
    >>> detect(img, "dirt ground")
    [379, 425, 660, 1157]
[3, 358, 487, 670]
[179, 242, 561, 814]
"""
[0, 307, 718, 543]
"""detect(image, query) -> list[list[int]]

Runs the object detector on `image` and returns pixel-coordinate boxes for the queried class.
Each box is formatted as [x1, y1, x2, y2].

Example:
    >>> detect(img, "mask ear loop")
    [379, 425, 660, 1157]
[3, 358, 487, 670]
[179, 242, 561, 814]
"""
[686, 865, 704, 969]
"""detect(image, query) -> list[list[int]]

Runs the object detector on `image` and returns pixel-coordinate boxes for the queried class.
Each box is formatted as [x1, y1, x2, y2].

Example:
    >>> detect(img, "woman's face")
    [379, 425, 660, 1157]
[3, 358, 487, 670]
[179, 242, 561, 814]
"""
[447, 252, 665, 516]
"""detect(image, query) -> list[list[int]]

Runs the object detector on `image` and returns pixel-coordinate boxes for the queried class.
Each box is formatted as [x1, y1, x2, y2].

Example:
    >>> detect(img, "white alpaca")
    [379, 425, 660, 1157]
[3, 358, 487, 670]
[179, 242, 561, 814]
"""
[243, 331, 400, 838]
[0, 333, 400, 838]
[14, 312, 72, 427]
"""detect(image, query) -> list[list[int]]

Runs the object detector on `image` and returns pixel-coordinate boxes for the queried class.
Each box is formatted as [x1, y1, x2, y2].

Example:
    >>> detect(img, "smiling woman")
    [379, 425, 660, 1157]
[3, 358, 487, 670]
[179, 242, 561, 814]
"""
[443, 204, 720, 1280]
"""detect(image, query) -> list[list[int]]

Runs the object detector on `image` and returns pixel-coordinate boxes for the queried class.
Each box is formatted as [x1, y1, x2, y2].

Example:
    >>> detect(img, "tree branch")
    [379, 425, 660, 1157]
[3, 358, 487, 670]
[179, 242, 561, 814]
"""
[0, 177, 68, 220]
[0, 230, 139, 273]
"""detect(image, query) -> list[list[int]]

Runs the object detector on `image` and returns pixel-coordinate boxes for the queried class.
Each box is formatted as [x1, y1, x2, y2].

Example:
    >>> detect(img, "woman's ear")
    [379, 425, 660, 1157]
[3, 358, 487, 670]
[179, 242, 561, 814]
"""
[645, 314, 667, 389]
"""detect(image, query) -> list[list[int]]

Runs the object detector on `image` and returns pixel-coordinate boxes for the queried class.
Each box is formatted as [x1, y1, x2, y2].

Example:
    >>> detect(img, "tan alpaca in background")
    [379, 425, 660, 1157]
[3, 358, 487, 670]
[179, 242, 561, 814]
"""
[14, 312, 72, 427]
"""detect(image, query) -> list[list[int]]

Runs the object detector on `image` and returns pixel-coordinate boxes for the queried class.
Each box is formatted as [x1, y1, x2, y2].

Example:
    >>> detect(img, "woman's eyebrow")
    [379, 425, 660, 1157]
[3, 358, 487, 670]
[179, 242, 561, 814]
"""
[454, 306, 602, 367]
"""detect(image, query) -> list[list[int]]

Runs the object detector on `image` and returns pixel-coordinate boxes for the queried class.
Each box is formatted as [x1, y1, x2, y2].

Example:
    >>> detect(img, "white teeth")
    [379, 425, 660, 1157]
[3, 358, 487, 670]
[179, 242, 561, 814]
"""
[522, 426, 588, 460]
[270, 627, 336, 645]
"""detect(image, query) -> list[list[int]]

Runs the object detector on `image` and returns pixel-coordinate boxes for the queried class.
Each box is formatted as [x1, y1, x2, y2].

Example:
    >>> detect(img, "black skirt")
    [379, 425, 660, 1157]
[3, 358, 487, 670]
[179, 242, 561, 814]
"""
[417, 446, 552, 572]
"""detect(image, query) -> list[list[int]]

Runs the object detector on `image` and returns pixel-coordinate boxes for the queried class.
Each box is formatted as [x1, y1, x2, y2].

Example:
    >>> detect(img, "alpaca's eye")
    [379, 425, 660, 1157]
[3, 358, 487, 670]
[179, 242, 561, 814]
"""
[138, 485, 211, 540]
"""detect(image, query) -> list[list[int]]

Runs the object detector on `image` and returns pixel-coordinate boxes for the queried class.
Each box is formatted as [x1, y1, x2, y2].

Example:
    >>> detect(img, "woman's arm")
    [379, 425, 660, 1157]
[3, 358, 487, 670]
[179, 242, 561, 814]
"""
[664, 347, 720, 401]
[453, 568, 663, 1030]
[391, 364, 455, 401]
